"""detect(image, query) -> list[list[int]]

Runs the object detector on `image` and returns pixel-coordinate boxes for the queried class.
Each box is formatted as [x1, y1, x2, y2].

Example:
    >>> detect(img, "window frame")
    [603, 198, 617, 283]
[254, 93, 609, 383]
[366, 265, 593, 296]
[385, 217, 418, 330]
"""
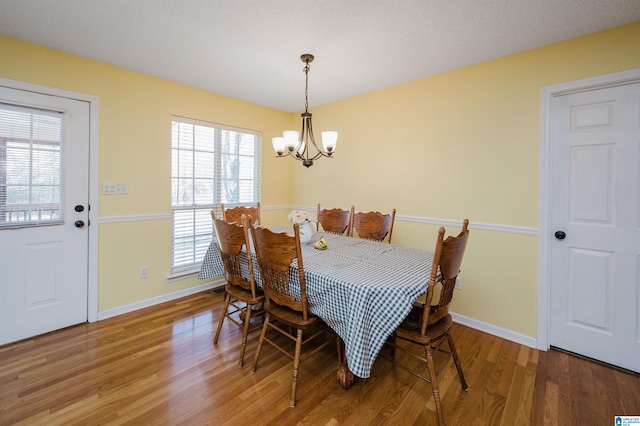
[170, 116, 261, 273]
[0, 103, 65, 229]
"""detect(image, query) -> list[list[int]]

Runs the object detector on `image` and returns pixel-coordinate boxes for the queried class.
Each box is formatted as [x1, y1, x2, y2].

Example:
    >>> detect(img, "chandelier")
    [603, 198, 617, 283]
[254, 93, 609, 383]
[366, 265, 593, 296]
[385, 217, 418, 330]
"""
[271, 54, 338, 168]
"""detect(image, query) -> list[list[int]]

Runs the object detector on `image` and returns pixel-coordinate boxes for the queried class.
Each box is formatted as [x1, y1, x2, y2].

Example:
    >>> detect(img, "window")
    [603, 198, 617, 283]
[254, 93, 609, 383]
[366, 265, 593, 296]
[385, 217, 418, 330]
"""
[171, 116, 261, 272]
[0, 103, 64, 229]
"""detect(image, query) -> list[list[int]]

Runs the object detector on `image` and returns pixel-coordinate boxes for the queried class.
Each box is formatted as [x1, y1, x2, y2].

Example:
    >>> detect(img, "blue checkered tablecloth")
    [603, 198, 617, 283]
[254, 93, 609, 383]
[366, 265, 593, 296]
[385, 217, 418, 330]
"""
[199, 228, 432, 379]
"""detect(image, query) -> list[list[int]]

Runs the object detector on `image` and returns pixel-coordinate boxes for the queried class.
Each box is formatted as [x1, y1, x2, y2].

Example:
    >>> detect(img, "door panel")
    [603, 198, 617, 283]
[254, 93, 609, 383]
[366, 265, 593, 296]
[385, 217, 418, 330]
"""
[550, 82, 640, 372]
[568, 247, 610, 330]
[570, 144, 613, 223]
[0, 87, 89, 345]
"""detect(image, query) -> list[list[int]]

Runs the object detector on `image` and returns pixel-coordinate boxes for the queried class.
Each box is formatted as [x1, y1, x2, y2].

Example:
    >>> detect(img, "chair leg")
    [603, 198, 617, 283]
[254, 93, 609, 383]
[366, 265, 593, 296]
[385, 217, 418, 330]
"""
[447, 333, 468, 391]
[425, 344, 446, 426]
[238, 303, 254, 368]
[214, 292, 231, 344]
[251, 313, 270, 373]
[289, 328, 303, 408]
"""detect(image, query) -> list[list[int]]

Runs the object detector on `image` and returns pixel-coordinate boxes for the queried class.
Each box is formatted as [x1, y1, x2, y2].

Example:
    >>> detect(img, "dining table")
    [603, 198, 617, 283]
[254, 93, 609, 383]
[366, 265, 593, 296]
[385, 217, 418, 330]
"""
[199, 227, 435, 389]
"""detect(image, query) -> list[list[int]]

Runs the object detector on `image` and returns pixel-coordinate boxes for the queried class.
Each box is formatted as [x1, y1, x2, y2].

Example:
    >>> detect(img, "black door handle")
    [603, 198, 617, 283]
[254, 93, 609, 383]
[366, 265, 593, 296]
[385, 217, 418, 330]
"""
[75, 220, 85, 228]
[554, 231, 566, 240]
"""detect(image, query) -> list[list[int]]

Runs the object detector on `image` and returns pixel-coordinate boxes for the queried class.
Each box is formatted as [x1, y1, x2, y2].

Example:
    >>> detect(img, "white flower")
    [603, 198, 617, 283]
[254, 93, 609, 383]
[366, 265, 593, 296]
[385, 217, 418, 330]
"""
[288, 209, 317, 225]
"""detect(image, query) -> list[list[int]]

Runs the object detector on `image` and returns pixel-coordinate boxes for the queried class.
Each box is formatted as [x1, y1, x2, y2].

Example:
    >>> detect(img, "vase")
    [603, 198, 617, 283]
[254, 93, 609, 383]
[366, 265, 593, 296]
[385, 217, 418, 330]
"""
[297, 220, 316, 244]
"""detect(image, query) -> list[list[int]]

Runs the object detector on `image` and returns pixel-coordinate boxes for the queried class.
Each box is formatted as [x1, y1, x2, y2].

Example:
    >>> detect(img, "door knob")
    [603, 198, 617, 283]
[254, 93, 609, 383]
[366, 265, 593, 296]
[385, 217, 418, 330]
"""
[74, 220, 85, 228]
[554, 231, 566, 240]
[75, 205, 85, 212]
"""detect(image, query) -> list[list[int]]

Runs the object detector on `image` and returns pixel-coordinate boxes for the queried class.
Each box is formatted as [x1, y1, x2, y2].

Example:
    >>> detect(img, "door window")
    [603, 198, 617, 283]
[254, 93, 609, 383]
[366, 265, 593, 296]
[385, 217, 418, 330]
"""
[0, 103, 64, 228]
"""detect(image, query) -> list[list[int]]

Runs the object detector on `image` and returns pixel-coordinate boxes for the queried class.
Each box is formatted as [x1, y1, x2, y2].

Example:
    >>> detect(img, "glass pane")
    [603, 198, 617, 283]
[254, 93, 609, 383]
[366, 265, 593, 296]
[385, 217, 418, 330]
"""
[238, 181, 255, 202]
[31, 185, 60, 203]
[172, 208, 213, 269]
[221, 130, 238, 155]
[176, 150, 194, 176]
[221, 178, 239, 203]
[175, 178, 194, 205]
[193, 125, 215, 152]
[193, 179, 214, 204]
[170, 117, 260, 271]
[172, 122, 193, 149]
[194, 151, 214, 178]
[239, 135, 256, 155]
[238, 156, 254, 179]
[32, 149, 60, 185]
[0, 104, 63, 228]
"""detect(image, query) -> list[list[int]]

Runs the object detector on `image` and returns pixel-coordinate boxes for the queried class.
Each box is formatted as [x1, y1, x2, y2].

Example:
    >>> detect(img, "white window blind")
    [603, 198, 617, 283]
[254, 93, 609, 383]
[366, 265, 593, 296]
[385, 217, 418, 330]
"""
[171, 116, 261, 272]
[0, 103, 64, 229]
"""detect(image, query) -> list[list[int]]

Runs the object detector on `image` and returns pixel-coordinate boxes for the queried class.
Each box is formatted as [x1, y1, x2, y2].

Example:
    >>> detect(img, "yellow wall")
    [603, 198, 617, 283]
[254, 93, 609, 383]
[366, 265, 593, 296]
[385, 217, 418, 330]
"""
[1, 21, 639, 338]
[0, 35, 293, 312]
[283, 22, 640, 336]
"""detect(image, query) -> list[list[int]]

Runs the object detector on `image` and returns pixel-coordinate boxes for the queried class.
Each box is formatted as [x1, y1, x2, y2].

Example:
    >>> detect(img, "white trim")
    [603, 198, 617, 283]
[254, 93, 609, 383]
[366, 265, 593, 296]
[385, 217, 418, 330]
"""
[0, 77, 100, 324]
[166, 268, 201, 282]
[97, 279, 225, 321]
[289, 205, 538, 236]
[452, 312, 537, 349]
[399, 214, 537, 236]
[104, 204, 538, 237]
[99, 213, 172, 224]
[537, 68, 640, 351]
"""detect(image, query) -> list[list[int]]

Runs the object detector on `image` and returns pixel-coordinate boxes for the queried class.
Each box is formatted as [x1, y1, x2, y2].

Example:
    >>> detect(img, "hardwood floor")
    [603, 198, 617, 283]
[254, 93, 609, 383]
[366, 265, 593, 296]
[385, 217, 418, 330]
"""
[1, 290, 638, 425]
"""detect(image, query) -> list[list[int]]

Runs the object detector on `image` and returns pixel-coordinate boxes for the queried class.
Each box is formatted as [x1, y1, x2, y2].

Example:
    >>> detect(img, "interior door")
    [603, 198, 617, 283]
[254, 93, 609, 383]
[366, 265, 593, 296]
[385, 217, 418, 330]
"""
[550, 82, 640, 372]
[0, 86, 90, 345]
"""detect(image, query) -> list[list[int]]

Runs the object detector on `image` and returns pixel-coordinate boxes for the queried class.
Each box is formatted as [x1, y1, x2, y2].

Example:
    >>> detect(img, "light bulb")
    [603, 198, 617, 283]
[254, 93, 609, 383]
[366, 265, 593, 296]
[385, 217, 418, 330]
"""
[322, 131, 338, 153]
[272, 137, 285, 156]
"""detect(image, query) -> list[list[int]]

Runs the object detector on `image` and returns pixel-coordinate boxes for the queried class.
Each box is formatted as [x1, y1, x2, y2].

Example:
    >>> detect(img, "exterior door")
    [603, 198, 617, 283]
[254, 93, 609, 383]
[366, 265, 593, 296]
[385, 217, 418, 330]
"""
[0, 87, 90, 345]
[550, 82, 640, 372]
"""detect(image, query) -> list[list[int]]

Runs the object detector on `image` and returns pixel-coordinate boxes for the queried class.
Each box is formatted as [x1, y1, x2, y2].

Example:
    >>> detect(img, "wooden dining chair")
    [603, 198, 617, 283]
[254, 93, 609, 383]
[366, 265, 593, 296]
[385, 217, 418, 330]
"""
[219, 202, 260, 226]
[382, 219, 470, 426]
[349, 207, 396, 243]
[212, 214, 265, 368]
[249, 219, 334, 408]
[316, 203, 352, 235]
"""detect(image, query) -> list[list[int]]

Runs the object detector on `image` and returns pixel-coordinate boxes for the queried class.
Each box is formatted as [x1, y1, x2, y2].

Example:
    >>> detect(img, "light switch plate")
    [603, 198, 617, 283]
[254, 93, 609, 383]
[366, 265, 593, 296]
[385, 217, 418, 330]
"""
[102, 182, 129, 195]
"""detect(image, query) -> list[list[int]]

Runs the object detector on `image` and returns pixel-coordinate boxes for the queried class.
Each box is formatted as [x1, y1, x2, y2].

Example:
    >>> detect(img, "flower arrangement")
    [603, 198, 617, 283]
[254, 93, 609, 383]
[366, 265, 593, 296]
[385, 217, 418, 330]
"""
[288, 209, 317, 225]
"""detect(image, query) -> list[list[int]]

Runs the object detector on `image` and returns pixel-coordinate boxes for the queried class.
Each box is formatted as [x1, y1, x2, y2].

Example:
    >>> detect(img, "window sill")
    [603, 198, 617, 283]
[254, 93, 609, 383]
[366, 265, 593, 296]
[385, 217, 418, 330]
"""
[166, 268, 201, 283]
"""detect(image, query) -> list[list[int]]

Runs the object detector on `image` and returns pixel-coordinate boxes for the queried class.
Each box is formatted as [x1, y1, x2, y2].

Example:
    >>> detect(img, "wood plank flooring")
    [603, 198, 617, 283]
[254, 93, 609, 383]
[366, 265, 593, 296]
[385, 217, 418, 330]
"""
[1, 290, 638, 425]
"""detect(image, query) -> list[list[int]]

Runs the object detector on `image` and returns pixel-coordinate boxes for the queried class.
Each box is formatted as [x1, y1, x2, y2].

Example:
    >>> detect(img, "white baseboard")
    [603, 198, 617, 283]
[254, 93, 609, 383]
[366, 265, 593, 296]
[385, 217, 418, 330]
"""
[98, 283, 537, 350]
[452, 312, 538, 349]
[97, 279, 226, 321]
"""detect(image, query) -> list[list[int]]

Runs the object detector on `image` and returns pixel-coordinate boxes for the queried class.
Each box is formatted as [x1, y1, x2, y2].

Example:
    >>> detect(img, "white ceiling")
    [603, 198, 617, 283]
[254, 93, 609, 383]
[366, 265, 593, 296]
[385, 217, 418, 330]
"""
[1, 1, 639, 112]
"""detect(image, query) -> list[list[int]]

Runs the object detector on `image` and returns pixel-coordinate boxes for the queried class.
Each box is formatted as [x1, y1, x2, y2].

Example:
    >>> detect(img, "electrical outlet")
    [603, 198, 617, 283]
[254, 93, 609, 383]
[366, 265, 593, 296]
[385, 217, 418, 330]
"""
[455, 275, 462, 289]
[140, 266, 149, 279]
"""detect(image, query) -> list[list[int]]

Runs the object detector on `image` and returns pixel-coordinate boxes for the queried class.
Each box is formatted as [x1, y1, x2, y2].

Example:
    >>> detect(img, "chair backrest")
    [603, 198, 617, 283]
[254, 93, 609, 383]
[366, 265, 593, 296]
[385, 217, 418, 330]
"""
[316, 203, 352, 235]
[420, 219, 469, 336]
[213, 214, 259, 299]
[349, 207, 396, 243]
[249, 221, 310, 321]
[222, 202, 260, 226]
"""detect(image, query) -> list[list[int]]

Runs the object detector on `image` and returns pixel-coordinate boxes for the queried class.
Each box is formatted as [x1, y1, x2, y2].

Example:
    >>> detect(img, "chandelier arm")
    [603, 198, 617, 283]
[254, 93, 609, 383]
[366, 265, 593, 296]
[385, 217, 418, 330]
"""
[272, 53, 337, 167]
[305, 115, 329, 160]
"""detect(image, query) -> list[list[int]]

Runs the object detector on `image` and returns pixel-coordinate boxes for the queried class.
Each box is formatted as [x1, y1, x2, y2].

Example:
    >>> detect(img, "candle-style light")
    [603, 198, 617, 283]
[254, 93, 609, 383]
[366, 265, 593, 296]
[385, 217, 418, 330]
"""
[272, 54, 338, 168]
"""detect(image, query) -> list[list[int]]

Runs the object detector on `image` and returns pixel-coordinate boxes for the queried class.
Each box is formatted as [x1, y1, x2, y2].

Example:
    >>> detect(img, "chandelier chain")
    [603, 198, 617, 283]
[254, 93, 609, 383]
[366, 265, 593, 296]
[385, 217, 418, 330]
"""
[304, 60, 310, 112]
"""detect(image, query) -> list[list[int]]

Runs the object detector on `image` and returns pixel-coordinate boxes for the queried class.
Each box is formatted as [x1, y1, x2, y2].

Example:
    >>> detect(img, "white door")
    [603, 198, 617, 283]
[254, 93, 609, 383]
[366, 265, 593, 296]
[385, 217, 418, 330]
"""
[550, 82, 640, 372]
[0, 87, 90, 345]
